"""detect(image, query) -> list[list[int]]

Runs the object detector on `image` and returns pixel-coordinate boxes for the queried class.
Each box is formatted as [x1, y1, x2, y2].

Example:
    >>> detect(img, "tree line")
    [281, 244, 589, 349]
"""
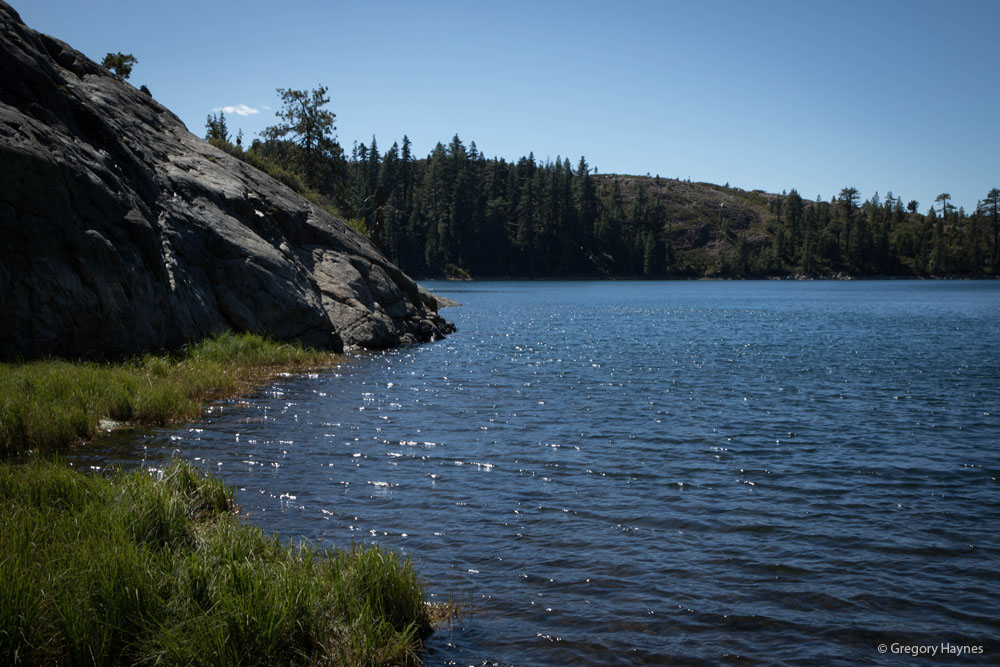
[205, 87, 999, 279]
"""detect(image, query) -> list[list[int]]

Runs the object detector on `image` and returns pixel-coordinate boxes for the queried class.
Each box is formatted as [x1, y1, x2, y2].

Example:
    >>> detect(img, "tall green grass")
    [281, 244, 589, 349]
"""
[0, 332, 339, 458]
[0, 460, 431, 665]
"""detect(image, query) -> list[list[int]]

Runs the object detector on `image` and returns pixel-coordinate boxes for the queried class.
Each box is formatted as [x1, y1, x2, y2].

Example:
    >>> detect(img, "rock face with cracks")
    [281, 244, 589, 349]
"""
[0, 1, 454, 359]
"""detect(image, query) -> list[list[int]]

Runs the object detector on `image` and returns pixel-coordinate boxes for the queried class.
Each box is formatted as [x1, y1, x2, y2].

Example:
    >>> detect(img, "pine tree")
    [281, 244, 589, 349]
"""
[262, 86, 340, 191]
[935, 193, 954, 218]
[642, 232, 662, 276]
[979, 188, 1000, 272]
[574, 157, 598, 268]
[205, 112, 230, 144]
[782, 189, 804, 253]
[101, 52, 137, 80]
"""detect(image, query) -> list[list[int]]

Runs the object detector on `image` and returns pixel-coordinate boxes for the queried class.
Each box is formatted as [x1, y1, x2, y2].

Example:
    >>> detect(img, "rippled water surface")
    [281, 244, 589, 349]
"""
[87, 281, 1000, 664]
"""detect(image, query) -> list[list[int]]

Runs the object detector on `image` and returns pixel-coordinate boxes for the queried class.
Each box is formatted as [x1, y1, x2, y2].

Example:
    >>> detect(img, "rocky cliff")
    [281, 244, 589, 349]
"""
[0, 1, 453, 359]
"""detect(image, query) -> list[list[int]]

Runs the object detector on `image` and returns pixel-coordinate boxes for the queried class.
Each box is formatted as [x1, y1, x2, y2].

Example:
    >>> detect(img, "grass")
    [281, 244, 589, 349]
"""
[0, 459, 432, 666]
[0, 331, 339, 458]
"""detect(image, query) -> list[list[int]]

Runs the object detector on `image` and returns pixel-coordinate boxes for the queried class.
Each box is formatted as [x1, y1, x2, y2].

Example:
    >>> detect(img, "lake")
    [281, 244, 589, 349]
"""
[84, 280, 1000, 664]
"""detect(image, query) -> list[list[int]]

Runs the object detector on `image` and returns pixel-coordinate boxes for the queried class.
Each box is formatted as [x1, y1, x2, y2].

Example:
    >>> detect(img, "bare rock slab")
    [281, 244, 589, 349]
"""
[0, 1, 454, 359]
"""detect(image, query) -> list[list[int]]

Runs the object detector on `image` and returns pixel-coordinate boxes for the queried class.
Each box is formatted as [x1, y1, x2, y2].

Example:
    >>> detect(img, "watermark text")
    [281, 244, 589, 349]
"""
[877, 643, 984, 657]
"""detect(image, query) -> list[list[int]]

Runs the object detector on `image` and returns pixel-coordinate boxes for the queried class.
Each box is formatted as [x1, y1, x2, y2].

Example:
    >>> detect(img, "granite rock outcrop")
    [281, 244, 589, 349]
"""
[0, 1, 453, 359]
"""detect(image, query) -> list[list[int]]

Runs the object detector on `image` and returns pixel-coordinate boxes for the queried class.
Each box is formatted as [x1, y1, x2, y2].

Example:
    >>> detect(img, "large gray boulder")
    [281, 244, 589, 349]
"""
[0, 1, 453, 359]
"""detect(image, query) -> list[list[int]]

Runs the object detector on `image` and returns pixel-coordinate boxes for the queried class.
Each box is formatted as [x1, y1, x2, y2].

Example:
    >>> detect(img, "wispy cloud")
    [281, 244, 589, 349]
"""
[213, 104, 260, 117]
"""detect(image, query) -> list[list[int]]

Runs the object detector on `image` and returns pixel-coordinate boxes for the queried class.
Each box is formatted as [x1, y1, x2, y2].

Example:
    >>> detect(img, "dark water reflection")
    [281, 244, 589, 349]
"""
[81, 281, 1000, 664]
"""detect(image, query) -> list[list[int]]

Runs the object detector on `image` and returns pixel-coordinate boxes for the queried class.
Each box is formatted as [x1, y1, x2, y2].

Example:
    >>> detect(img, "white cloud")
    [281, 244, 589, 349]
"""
[213, 104, 260, 117]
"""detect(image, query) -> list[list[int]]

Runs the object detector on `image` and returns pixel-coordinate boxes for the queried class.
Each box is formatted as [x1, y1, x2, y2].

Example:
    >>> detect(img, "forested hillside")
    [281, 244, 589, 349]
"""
[206, 90, 999, 280]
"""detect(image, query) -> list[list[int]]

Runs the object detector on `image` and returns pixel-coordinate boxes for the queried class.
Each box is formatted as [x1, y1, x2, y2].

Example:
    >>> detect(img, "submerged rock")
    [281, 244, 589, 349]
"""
[0, 1, 453, 359]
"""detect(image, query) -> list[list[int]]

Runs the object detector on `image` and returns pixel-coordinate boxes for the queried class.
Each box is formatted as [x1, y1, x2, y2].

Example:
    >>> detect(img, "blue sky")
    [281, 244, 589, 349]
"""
[16, 0, 999, 213]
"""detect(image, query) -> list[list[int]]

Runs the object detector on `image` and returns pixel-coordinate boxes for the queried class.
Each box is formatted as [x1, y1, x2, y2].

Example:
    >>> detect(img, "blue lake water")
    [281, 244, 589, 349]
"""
[85, 280, 1000, 664]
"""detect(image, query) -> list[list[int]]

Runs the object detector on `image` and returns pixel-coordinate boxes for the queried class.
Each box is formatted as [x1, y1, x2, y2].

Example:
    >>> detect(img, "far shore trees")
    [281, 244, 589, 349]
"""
[198, 86, 997, 279]
[981, 188, 1000, 271]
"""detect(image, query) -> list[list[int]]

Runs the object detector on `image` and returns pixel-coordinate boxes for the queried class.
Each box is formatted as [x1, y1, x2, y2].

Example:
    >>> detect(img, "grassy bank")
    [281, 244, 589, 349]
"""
[0, 459, 431, 665]
[0, 332, 339, 458]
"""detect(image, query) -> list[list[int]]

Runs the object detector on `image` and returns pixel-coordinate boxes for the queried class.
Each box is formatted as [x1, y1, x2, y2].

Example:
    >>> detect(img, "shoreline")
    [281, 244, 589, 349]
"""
[0, 331, 341, 459]
[417, 273, 999, 282]
[0, 331, 447, 664]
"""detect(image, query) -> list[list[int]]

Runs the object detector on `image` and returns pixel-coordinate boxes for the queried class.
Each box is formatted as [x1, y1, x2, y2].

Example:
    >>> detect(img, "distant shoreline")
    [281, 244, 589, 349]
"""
[418, 274, 999, 282]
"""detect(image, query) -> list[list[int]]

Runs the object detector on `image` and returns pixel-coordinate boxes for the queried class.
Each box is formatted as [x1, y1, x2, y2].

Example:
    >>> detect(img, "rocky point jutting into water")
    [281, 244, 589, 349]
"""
[0, 1, 453, 359]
